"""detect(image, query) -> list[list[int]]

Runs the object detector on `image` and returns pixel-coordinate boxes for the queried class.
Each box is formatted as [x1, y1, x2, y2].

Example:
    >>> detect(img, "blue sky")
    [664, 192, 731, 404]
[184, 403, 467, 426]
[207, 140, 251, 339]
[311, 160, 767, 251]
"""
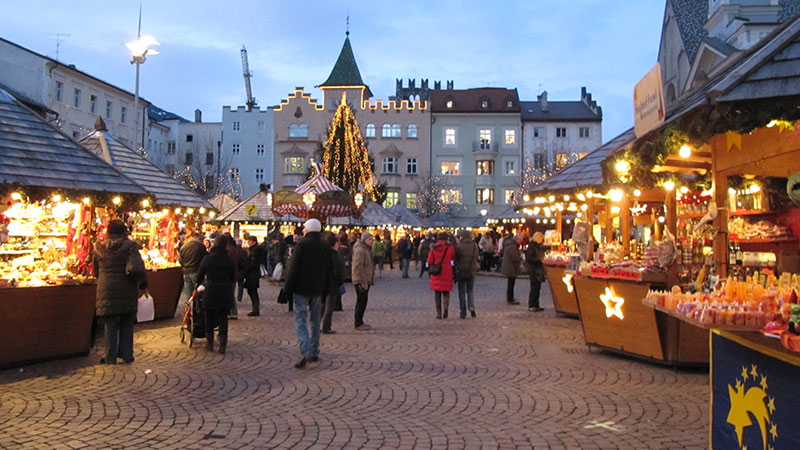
[1, 0, 665, 141]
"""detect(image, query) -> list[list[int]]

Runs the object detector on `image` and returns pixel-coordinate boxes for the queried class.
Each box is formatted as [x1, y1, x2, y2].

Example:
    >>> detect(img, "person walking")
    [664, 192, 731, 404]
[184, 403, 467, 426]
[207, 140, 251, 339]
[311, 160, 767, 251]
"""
[321, 232, 346, 334]
[371, 235, 386, 277]
[243, 235, 264, 316]
[455, 229, 479, 318]
[478, 233, 495, 272]
[418, 232, 433, 277]
[412, 234, 422, 270]
[526, 231, 546, 312]
[178, 231, 207, 307]
[93, 220, 148, 364]
[351, 232, 375, 330]
[196, 235, 236, 354]
[427, 232, 455, 319]
[284, 219, 333, 368]
[397, 234, 413, 278]
[502, 234, 523, 305]
[384, 231, 394, 270]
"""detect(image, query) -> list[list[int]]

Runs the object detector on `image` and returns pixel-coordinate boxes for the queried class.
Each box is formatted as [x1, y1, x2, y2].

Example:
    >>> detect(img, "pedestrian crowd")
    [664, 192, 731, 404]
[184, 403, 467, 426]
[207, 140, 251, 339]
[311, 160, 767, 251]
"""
[94, 219, 547, 370]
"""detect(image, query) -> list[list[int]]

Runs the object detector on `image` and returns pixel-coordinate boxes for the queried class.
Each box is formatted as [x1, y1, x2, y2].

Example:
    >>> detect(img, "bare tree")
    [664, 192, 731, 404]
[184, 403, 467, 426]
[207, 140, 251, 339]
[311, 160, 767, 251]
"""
[414, 172, 466, 218]
[511, 155, 582, 206]
[174, 142, 241, 199]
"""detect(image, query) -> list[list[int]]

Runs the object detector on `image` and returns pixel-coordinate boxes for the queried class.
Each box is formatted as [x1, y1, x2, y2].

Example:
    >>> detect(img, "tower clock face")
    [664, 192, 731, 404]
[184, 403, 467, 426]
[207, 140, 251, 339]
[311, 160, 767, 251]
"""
[789, 172, 800, 204]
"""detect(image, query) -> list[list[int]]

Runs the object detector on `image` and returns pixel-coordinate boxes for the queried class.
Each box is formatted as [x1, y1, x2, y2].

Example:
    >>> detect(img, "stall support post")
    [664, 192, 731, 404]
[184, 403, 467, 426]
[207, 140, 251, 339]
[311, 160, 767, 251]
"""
[586, 198, 595, 260]
[712, 139, 729, 276]
[621, 192, 631, 258]
[666, 190, 677, 237]
[605, 201, 614, 244]
[556, 210, 563, 240]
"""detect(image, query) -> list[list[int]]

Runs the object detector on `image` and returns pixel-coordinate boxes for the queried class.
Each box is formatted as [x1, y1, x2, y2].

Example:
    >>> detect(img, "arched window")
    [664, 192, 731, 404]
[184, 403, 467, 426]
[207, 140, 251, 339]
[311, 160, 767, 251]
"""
[382, 123, 392, 137]
[391, 123, 402, 138]
[366, 123, 376, 138]
[289, 123, 308, 138]
[407, 123, 418, 138]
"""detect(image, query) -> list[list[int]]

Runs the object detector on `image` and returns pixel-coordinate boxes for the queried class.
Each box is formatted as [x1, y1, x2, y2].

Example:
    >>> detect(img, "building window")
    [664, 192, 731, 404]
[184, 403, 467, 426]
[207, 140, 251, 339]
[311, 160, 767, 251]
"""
[186, 134, 193, 142]
[504, 160, 516, 175]
[391, 124, 402, 138]
[476, 160, 494, 176]
[206, 152, 214, 165]
[381, 124, 392, 137]
[167, 141, 176, 155]
[185, 152, 194, 165]
[480, 99, 489, 109]
[504, 129, 516, 145]
[120, 106, 127, 124]
[444, 128, 456, 146]
[258, 120, 265, 132]
[406, 158, 417, 174]
[506, 99, 514, 108]
[73, 88, 81, 108]
[382, 157, 398, 174]
[232, 121, 240, 132]
[579, 127, 590, 138]
[556, 153, 569, 167]
[106, 101, 113, 119]
[257, 144, 265, 157]
[90, 95, 97, 114]
[205, 176, 215, 189]
[441, 189, 460, 203]
[255, 168, 264, 183]
[365, 123, 376, 138]
[556, 127, 567, 138]
[230, 168, 239, 181]
[533, 153, 545, 170]
[289, 123, 308, 138]
[533, 127, 544, 138]
[476, 188, 494, 204]
[383, 192, 399, 208]
[406, 193, 417, 209]
[232, 143, 240, 156]
[505, 190, 515, 204]
[407, 123, 418, 138]
[166, 165, 175, 175]
[440, 161, 460, 175]
[445, 98, 454, 109]
[55, 81, 63, 102]
[285, 157, 304, 173]
[479, 129, 492, 150]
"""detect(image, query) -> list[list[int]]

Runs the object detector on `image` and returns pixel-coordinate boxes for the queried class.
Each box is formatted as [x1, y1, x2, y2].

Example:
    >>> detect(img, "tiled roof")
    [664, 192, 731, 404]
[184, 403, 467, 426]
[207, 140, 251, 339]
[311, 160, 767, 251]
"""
[430, 88, 520, 113]
[319, 36, 373, 98]
[669, 0, 709, 63]
[216, 190, 274, 222]
[780, 0, 800, 22]
[209, 193, 240, 213]
[387, 204, 425, 227]
[529, 128, 636, 194]
[148, 105, 189, 123]
[0, 88, 145, 195]
[424, 211, 459, 228]
[79, 130, 213, 209]
[520, 101, 601, 121]
[700, 37, 738, 58]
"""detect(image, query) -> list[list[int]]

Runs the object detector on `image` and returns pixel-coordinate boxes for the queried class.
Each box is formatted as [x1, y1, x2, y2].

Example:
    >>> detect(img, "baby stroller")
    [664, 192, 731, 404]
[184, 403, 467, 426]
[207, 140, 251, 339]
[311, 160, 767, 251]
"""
[180, 285, 206, 347]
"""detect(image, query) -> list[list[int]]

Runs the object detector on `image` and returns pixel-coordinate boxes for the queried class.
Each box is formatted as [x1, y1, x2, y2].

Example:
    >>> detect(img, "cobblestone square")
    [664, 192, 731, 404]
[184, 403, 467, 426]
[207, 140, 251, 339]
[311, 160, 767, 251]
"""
[0, 270, 708, 449]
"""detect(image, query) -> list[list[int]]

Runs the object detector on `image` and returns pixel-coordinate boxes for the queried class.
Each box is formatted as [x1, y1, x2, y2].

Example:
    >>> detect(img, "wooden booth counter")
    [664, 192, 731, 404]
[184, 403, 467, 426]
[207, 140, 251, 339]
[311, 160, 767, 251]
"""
[574, 275, 709, 365]
[0, 284, 96, 368]
[146, 267, 183, 320]
[544, 264, 579, 317]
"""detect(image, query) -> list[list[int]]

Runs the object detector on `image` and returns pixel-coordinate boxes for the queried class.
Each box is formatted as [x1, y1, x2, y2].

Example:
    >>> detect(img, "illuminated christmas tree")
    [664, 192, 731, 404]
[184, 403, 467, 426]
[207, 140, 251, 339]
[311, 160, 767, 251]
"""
[322, 92, 378, 199]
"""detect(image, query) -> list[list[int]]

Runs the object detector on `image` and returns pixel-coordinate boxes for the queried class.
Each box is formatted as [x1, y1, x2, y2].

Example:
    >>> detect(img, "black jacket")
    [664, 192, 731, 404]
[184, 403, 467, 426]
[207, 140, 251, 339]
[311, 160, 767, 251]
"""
[244, 243, 265, 289]
[525, 241, 546, 282]
[93, 235, 147, 316]
[197, 247, 236, 310]
[397, 238, 414, 259]
[179, 238, 207, 274]
[284, 232, 333, 298]
[327, 248, 346, 297]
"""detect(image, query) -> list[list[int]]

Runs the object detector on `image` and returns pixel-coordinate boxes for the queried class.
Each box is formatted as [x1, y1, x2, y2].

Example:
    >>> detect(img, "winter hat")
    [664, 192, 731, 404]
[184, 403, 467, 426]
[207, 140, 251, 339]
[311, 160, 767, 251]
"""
[361, 231, 373, 242]
[303, 218, 322, 233]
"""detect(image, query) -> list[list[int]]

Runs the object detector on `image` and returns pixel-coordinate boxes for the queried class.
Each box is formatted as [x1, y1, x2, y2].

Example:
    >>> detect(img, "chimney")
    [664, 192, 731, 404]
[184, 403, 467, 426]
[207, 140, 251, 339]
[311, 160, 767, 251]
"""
[194, 109, 202, 123]
[539, 91, 548, 112]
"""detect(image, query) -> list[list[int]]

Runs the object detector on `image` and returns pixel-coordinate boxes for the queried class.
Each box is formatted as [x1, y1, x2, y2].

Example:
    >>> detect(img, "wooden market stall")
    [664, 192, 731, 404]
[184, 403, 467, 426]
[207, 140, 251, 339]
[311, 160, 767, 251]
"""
[79, 119, 215, 320]
[0, 88, 148, 367]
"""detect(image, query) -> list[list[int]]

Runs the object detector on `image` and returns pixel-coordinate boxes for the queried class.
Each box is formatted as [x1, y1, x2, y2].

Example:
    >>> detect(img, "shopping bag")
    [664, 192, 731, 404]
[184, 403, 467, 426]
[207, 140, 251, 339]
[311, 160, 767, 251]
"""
[272, 262, 284, 281]
[277, 288, 289, 304]
[136, 293, 155, 322]
[259, 264, 268, 278]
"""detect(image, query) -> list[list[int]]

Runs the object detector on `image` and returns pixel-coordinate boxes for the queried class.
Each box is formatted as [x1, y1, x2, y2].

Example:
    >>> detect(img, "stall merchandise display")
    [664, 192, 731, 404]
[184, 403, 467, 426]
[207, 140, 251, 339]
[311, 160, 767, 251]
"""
[543, 251, 578, 266]
[129, 211, 181, 270]
[729, 217, 794, 241]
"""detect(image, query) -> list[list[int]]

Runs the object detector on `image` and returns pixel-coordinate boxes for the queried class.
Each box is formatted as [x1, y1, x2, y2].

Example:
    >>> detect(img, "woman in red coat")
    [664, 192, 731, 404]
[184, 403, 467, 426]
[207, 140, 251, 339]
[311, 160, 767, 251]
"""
[427, 232, 456, 319]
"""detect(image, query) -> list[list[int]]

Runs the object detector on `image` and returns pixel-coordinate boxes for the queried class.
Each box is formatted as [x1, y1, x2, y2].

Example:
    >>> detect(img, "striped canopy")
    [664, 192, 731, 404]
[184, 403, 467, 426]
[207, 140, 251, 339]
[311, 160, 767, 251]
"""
[294, 163, 343, 195]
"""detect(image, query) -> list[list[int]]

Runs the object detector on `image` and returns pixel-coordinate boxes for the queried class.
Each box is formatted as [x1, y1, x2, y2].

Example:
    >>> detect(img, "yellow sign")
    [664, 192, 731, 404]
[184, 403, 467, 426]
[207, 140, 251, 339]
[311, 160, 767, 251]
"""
[633, 63, 665, 138]
[245, 204, 257, 217]
[727, 364, 775, 450]
[599, 287, 624, 320]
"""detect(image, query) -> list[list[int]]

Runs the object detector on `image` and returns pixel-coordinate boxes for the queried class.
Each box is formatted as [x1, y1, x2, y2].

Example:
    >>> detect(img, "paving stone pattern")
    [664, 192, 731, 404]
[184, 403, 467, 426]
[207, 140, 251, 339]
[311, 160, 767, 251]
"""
[0, 268, 709, 449]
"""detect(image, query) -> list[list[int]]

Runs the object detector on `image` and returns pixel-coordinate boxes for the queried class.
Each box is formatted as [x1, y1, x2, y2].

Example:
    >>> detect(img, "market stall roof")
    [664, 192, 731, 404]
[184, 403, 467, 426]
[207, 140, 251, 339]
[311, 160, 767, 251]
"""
[387, 204, 426, 228]
[360, 201, 395, 226]
[216, 190, 275, 223]
[527, 128, 636, 195]
[424, 211, 460, 229]
[495, 206, 527, 220]
[294, 164, 343, 194]
[465, 216, 488, 228]
[79, 121, 213, 209]
[209, 192, 239, 213]
[0, 87, 145, 195]
[328, 215, 371, 227]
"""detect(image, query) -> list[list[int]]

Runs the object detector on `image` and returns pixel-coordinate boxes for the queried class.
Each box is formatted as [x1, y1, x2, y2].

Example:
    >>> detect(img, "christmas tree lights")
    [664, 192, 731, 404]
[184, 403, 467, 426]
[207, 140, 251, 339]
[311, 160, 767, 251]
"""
[322, 92, 377, 199]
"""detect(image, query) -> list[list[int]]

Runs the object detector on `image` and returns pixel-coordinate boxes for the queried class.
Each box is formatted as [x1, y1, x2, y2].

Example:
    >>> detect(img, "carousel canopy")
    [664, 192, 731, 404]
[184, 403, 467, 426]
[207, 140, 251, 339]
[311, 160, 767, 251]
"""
[295, 165, 343, 194]
[216, 190, 275, 223]
[425, 211, 460, 229]
[0, 87, 145, 195]
[79, 123, 213, 209]
[387, 204, 425, 228]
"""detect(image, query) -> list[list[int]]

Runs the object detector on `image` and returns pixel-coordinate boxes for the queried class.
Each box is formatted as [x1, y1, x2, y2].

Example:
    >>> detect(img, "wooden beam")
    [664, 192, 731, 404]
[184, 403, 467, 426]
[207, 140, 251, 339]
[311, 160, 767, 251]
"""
[586, 198, 595, 260]
[621, 193, 630, 258]
[605, 201, 614, 244]
[665, 189, 677, 237]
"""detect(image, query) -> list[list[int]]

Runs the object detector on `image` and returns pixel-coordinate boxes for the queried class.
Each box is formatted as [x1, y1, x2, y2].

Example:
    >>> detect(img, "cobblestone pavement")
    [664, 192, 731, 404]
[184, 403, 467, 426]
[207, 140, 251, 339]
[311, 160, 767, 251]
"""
[0, 267, 709, 449]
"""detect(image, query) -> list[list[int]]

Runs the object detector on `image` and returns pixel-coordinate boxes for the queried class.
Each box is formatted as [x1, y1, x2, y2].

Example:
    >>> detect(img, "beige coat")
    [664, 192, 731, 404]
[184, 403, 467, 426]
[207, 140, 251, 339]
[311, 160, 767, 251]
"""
[351, 240, 374, 286]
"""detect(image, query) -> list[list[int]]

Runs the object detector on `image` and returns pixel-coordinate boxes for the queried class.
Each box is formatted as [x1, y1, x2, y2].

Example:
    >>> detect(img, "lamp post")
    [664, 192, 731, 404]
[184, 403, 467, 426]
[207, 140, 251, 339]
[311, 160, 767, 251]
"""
[125, 34, 159, 154]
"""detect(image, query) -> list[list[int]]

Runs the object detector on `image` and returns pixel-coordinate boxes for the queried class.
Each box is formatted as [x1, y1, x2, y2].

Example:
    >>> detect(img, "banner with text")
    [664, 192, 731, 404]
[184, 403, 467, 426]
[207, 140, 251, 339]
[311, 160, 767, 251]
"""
[633, 63, 665, 138]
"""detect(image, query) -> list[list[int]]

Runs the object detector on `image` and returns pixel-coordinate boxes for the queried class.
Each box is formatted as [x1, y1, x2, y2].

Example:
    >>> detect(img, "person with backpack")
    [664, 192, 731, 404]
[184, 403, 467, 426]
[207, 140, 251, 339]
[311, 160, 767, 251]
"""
[455, 230, 479, 318]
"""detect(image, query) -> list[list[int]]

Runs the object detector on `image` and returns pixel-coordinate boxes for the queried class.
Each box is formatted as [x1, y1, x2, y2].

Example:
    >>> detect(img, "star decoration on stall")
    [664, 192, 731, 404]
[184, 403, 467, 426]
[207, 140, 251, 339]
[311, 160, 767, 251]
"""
[599, 287, 624, 320]
[727, 365, 776, 450]
[562, 273, 574, 293]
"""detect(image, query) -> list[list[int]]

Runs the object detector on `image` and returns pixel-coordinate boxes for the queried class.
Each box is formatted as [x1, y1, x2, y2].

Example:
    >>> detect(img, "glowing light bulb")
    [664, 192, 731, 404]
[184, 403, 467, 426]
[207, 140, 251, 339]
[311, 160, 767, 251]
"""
[663, 181, 675, 191]
[749, 184, 761, 193]
[112, 196, 122, 205]
[199, 207, 206, 214]
[82, 197, 91, 205]
[633, 189, 641, 197]
[10, 192, 22, 201]
[680, 186, 689, 194]
[52, 194, 62, 203]
[523, 194, 530, 202]
[609, 189, 624, 202]
[141, 199, 150, 208]
[615, 160, 631, 173]
[678, 145, 692, 158]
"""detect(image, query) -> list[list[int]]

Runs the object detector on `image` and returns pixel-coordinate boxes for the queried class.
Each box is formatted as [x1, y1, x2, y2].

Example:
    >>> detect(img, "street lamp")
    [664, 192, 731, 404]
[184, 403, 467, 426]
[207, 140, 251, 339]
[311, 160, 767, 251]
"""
[125, 34, 159, 154]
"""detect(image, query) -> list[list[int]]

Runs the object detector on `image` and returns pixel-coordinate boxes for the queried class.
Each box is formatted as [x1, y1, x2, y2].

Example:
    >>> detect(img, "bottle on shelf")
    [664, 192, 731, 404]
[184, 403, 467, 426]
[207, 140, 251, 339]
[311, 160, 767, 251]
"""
[728, 240, 736, 266]
[735, 241, 743, 266]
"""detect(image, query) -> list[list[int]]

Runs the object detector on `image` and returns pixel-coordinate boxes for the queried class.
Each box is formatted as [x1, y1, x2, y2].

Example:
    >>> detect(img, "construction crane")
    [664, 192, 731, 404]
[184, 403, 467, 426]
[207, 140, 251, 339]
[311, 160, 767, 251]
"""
[240, 45, 256, 111]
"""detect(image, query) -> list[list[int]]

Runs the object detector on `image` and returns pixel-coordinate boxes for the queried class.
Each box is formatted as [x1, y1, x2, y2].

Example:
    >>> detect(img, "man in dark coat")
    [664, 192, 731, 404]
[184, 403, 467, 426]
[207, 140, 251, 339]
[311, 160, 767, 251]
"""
[418, 232, 433, 277]
[93, 220, 148, 364]
[196, 235, 236, 354]
[455, 230, 479, 318]
[525, 232, 546, 312]
[397, 234, 414, 278]
[284, 219, 333, 368]
[243, 235, 264, 316]
[321, 232, 346, 334]
[501, 234, 523, 305]
[179, 231, 206, 306]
